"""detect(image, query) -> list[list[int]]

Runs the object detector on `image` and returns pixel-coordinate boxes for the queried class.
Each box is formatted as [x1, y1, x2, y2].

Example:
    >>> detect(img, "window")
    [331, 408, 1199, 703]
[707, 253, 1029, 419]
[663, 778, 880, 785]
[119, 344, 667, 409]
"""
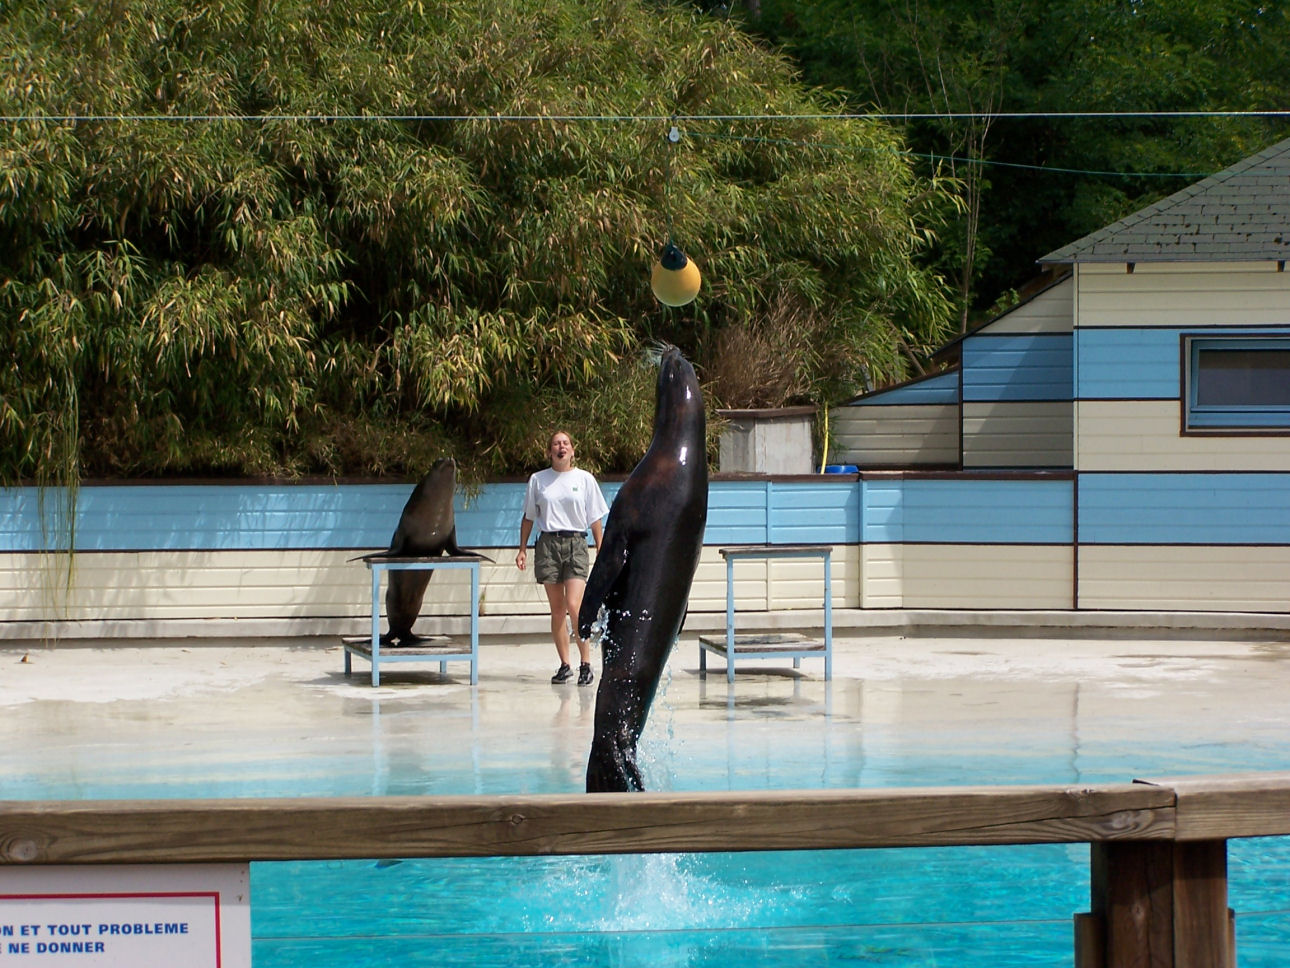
[1184, 336, 1290, 431]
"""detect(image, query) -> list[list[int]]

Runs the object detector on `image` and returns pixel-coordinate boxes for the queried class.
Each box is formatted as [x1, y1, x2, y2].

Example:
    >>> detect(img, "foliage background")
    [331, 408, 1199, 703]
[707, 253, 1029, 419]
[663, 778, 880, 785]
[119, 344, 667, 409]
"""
[747, 0, 1290, 326]
[1, 0, 957, 485]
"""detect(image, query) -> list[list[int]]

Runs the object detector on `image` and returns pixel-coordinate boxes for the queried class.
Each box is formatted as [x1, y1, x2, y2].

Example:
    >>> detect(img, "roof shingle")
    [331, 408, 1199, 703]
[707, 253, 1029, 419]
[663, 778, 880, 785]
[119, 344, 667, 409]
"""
[1039, 136, 1290, 264]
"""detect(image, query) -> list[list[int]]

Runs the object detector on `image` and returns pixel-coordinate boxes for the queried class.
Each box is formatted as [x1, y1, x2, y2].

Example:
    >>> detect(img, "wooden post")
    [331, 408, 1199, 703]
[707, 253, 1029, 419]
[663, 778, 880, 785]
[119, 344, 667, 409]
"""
[1073, 911, 1105, 968]
[1086, 840, 1232, 968]
[1171, 841, 1232, 968]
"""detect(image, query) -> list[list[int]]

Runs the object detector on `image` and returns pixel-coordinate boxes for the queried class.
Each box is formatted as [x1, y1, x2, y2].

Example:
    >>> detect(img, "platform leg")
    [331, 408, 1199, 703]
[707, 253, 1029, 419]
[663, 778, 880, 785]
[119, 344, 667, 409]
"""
[823, 550, 833, 680]
[370, 564, 382, 687]
[469, 562, 480, 685]
[725, 555, 736, 684]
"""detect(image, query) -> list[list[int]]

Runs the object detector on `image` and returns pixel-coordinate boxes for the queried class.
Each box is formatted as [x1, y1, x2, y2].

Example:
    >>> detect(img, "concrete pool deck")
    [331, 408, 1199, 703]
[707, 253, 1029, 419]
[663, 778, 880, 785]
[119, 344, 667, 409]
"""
[4, 616, 1290, 799]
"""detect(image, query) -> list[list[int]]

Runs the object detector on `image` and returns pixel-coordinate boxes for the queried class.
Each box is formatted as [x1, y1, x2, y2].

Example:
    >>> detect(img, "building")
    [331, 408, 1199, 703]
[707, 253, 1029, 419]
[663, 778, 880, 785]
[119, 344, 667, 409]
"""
[831, 134, 1290, 613]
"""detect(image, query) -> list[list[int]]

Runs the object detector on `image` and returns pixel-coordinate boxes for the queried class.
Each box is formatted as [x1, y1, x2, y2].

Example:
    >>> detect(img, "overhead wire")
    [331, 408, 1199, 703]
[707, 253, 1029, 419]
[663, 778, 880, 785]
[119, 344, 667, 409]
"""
[3, 109, 1290, 122]
[1, 108, 1286, 180]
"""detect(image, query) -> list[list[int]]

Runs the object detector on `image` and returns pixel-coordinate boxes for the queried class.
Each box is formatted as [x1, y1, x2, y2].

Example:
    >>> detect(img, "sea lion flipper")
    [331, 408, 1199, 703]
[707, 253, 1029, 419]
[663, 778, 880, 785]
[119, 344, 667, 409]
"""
[444, 528, 495, 562]
[577, 526, 629, 640]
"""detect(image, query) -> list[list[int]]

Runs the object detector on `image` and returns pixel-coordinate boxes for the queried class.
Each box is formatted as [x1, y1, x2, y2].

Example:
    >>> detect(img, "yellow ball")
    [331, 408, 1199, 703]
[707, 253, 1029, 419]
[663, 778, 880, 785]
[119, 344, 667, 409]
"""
[651, 242, 701, 307]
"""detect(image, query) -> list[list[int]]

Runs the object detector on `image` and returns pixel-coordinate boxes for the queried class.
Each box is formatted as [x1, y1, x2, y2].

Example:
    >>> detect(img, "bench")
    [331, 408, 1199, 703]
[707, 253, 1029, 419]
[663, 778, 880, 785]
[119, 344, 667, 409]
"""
[343, 555, 481, 686]
[698, 544, 833, 683]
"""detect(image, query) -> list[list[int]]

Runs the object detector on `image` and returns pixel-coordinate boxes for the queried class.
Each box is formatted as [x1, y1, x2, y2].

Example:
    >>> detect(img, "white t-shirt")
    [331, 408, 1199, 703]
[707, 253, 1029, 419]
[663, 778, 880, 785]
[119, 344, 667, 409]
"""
[523, 468, 609, 534]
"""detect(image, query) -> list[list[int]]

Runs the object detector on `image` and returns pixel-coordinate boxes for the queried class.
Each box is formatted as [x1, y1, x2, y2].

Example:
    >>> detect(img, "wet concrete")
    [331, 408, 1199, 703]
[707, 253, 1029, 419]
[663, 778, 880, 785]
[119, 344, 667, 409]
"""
[3, 628, 1289, 799]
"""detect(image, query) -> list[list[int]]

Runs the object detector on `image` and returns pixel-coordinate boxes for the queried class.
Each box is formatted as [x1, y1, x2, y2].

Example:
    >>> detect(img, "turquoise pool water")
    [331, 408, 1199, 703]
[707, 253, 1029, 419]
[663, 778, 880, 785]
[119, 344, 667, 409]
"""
[6, 648, 1290, 966]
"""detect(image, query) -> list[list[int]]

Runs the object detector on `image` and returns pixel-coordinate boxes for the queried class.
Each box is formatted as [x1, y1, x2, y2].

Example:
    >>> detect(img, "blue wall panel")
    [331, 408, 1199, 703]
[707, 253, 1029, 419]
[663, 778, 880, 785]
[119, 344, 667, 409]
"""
[1079, 473, 1290, 544]
[0, 485, 409, 552]
[767, 481, 860, 545]
[0, 480, 858, 553]
[1076, 326, 1290, 400]
[702, 480, 770, 546]
[848, 371, 960, 406]
[861, 478, 1073, 544]
[962, 334, 1073, 402]
[1076, 329, 1179, 399]
[38, 474, 1282, 551]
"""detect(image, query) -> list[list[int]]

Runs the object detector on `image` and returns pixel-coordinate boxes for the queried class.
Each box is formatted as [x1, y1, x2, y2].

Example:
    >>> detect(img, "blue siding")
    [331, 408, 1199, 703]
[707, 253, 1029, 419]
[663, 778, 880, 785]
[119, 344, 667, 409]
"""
[1076, 326, 1290, 400]
[0, 479, 855, 553]
[1079, 473, 1290, 544]
[703, 480, 770, 545]
[861, 478, 1073, 544]
[0, 484, 410, 552]
[1076, 329, 1180, 399]
[767, 481, 860, 544]
[962, 334, 1073, 402]
[848, 371, 959, 406]
[25, 474, 1285, 551]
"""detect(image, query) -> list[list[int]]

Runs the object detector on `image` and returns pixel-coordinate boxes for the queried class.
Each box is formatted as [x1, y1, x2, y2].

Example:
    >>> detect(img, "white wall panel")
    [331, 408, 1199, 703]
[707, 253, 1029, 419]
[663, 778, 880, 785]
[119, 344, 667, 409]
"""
[860, 543, 904, 608]
[831, 404, 960, 466]
[1076, 262, 1290, 327]
[1075, 400, 1290, 471]
[1078, 545, 1290, 612]
[892, 544, 1073, 609]
[0, 546, 863, 632]
[963, 401, 1073, 468]
[982, 278, 1072, 334]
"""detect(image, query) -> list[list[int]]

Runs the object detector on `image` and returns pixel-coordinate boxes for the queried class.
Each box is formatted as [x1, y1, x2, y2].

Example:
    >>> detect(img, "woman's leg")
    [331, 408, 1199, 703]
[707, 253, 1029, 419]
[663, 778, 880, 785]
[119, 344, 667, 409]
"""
[562, 578, 591, 665]
[543, 582, 572, 666]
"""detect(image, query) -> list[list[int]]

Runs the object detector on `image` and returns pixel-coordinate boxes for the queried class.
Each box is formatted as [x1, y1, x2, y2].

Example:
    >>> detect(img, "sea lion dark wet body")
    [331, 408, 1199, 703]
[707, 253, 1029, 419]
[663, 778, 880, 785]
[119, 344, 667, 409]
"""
[578, 346, 708, 792]
[373, 458, 485, 646]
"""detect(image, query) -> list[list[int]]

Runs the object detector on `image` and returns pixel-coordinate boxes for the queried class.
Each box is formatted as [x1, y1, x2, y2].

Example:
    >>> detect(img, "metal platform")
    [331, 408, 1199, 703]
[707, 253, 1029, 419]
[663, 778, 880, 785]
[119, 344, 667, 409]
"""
[343, 555, 481, 686]
[698, 545, 833, 682]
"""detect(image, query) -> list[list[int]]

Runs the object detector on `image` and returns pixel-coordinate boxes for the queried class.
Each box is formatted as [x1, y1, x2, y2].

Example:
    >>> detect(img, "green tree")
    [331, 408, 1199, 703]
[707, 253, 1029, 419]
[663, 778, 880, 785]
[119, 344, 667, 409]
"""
[1, 0, 955, 485]
[750, 0, 1290, 320]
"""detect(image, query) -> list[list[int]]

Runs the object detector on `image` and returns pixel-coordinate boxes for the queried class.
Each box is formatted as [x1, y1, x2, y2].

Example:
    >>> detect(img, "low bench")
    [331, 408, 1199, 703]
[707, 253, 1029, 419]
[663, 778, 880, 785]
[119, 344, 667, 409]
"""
[698, 544, 833, 683]
[343, 555, 481, 686]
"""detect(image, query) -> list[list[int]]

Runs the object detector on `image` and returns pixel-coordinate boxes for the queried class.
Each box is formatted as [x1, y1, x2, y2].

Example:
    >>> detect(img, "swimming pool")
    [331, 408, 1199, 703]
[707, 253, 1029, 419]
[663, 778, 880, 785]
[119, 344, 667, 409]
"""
[4, 636, 1290, 965]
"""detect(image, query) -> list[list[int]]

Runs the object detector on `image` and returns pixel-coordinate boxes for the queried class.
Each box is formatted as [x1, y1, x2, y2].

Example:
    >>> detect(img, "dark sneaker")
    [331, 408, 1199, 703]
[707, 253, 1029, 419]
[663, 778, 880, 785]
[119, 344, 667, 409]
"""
[577, 663, 594, 686]
[551, 663, 573, 684]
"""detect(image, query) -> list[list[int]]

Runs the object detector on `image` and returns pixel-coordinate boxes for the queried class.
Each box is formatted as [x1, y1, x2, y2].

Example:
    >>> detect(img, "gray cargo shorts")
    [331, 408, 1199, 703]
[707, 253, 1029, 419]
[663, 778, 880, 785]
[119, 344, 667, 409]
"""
[534, 530, 590, 584]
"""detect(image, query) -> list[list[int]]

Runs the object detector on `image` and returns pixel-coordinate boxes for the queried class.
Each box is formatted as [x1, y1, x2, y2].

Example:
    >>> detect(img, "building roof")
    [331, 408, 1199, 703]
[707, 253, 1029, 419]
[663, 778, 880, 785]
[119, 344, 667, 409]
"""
[1039, 135, 1290, 265]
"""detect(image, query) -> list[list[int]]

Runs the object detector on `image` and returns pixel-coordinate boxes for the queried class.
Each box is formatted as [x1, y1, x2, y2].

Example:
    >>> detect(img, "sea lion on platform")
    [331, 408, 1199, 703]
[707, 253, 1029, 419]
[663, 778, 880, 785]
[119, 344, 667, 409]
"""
[578, 345, 708, 792]
[370, 458, 488, 646]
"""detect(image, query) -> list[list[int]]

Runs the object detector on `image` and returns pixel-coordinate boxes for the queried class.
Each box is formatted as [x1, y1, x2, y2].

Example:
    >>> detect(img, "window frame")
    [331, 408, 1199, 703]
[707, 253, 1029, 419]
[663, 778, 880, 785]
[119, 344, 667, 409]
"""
[1181, 334, 1290, 434]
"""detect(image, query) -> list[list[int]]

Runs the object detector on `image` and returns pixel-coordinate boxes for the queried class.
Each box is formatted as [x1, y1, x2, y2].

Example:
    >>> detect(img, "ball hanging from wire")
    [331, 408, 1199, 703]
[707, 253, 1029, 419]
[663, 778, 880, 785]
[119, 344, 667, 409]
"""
[651, 240, 702, 307]
[649, 124, 701, 307]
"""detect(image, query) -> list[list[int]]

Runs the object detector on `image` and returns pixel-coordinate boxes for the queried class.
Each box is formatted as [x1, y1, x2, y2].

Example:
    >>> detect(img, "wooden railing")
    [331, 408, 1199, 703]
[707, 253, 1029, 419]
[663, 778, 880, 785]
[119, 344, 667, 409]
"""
[7, 772, 1290, 967]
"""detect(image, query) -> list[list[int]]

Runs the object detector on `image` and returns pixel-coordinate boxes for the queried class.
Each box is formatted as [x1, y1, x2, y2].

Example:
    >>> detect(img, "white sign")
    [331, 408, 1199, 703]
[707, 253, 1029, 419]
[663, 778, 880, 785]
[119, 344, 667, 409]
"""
[0, 864, 249, 967]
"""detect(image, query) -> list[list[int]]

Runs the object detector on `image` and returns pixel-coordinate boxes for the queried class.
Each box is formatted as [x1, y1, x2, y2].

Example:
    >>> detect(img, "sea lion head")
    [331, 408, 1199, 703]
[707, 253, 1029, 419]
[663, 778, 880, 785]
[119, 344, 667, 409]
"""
[652, 345, 704, 464]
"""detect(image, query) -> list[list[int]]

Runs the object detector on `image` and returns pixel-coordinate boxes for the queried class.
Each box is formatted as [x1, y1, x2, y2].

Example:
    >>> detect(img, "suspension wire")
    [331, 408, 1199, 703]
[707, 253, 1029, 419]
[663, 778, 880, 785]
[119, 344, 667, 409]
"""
[680, 130, 1217, 178]
[3, 108, 1285, 180]
[662, 121, 678, 243]
[2, 109, 1290, 124]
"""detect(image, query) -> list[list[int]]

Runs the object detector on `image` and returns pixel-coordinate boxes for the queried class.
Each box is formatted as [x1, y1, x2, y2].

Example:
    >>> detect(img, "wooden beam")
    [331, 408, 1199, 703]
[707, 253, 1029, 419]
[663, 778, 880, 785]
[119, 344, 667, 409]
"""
[1, 783, 1173, 865]
[1137, 773, 1290, 840]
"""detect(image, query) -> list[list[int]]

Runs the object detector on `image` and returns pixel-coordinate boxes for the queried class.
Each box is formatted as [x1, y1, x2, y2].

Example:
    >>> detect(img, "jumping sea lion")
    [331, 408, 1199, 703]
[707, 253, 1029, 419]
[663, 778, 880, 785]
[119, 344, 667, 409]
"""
[368, 457, 489, 646]
[578, 345, 708, 792]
